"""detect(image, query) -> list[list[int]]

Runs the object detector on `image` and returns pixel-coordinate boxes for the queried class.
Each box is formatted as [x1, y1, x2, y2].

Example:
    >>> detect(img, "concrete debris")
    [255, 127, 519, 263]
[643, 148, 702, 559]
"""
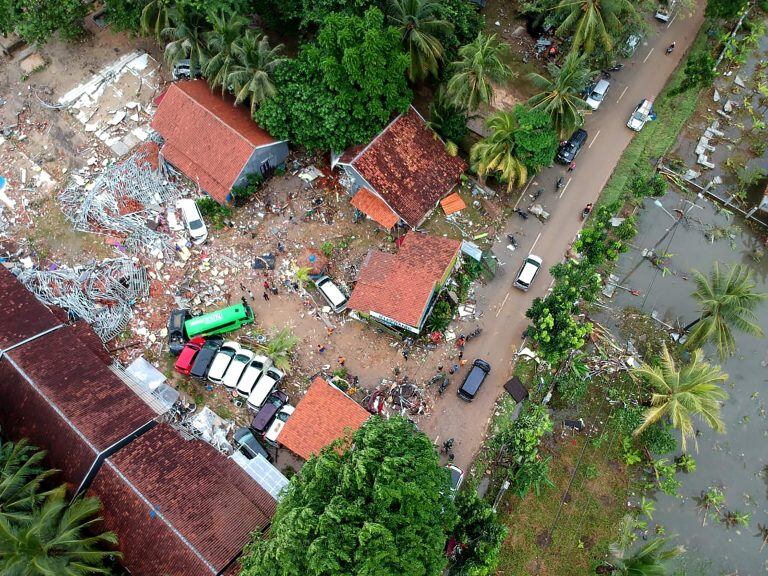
[683, 169, 701, 181]
[723, 100, 735, 113]
[713, 89, 721, 102]
[734, 75, 746, 88]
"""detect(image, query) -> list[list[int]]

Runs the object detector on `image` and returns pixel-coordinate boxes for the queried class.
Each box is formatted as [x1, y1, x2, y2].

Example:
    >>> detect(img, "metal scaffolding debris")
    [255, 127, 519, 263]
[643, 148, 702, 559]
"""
[58, 145, 179, 256]
[18, 258, 149, 342]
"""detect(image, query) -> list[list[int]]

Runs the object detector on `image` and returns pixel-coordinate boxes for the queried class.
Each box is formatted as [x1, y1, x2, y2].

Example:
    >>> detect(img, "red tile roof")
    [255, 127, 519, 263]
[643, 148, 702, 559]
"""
[0, 267, 63, 349]
[440, 192, 467, 215]
[347, 232, 461, 329]
[344, 107, 466, 227]
[278, 378, 369, 460]
[350, 188, 400, 229]
[89, 424, 276, 575]
[151, 80, 277, 203]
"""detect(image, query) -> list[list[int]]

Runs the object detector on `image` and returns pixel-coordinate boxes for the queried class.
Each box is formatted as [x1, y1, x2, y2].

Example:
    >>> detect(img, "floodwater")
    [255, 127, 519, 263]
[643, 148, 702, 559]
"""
[602, 188, 768, 575]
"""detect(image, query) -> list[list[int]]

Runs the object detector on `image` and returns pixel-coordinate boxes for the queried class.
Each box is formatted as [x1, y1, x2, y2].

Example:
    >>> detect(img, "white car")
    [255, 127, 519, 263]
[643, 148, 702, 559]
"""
[177, 198, 208, 244]
[315, 275, 348, 313]
[222, 349, 255, 389]
[247, 366, 285, 410]
[236, 355, 272, 398]
[627, 99, 653, 132]
[513, 254, 543, 292]
[207, 341, 240, 384]
[265, 405, 295, 445]
[585, 79, 610, 111]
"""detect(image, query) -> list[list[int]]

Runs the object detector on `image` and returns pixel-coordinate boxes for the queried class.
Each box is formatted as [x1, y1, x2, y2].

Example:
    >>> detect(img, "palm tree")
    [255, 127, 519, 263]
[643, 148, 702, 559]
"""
[387, 0, 453, 82]
[553, 0, 638, 55]
[684, 262, 767, 359]
[162, 6, 210, 71]
[427, 86, 467, 152]
[204, 12, 248, 95]
[469, 111, 528, 192]
[605, 536, 683, 575]
[446, 33, 515, 112]
[0, 486, 120, 575]
[632, 345, 728, 452]
[139, 0, 171, 40]
[266, 327, 299, 373]
[228, 31, 285, 116]
[0, 440, 56, 523]
[527, 51, 591, 138]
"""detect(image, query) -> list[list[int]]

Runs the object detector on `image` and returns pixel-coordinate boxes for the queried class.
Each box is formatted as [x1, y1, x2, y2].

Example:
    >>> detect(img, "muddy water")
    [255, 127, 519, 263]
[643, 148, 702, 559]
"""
[601, 188, 768, 575]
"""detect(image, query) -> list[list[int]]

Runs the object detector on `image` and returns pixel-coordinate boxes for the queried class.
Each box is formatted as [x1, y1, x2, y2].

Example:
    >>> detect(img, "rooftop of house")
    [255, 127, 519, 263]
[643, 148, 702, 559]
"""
[277, 377, 370, 461]
[340, 107, 466, 227]
[350, 187, 400, 230]
[346, 232, 461, 329]
[0, 267, 64, 350]
[151, 80, 277, 203]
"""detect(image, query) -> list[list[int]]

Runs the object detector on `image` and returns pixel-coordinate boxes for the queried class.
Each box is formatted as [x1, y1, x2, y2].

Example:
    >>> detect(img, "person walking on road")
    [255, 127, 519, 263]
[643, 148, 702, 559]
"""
[568, 161, 576, 172]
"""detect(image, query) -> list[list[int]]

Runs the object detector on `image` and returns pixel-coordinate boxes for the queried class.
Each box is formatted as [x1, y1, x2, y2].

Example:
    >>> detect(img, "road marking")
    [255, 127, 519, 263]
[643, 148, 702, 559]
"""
[667, 13, 677, 27]
[496, 292, 510, 318]
[514, 180, 535, 209]
[589, 130, 600, 149]
[643, 47, 655, 63]
[617, 86, 629, 104]
[530, 231, 543, 252]
[558, 177, 572, 199]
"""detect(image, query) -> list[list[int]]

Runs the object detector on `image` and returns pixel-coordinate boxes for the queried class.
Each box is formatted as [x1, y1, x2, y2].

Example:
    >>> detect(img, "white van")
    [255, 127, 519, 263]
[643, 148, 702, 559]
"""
[177, 198, 208, 244]
[247, 366, 285, 410]
[315, 275, 348, 312]
[586, 79, 610, 111]
[513, 255, 543, 291]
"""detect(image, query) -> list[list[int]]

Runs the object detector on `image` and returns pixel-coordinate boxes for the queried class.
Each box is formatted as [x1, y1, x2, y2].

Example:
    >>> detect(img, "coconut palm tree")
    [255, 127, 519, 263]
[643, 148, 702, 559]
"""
[446, 33, 515, 112]
[204, 12, 248, 95]
[605, 535, 683, 575]
[469, 110, 528, 192]
[228, 31, 285, 116]
[0, 439, 56, 524]
[632, 345, 728, 452]
[387, 0, 453, 82]
[527, 51, 591, 138]
[684, 262, 767, 359]
[161, 6, 210, 70]
[553, 0, 638, 56]
[427, 86, 467, 153]
[139, 0, 171, 40]
[266, 327, 299, 373]
[0, 486, 120, 575]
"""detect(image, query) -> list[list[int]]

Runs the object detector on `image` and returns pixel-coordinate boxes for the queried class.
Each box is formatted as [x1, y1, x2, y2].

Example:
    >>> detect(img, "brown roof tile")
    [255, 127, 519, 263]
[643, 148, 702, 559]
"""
[347, 232, 461, 328]
[350, 188, 399, 229]
[440, 192, 466, 215]
[0, 267, 63, 349]
[278, 378, 369, 461]
[348, 107, 466, 227]
[151, 80, 277, 203]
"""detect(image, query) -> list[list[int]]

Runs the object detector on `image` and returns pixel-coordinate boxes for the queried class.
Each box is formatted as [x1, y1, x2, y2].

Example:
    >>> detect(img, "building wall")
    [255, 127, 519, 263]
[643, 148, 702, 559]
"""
[233, 142, 290, 190]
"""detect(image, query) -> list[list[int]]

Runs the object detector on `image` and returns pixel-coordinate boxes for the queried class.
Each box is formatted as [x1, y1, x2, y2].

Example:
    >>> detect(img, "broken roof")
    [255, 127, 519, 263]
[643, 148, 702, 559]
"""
[277, 377, 370, 461]
[341, 107, 466, 227]
[347, 232, 461, 329]
[88, 423, 276, 576]
[151, 80, 278, 203]
[350, 187, 400, 230]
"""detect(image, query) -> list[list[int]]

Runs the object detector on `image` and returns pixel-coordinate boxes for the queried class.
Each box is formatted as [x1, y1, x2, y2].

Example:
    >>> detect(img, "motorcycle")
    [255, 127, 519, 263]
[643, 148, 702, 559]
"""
[582, 203, 593, 220]
[532, 188, 543, 200]
[506, 233, 518, 248]
[665, 43, 676, 55]
[513, 208, 529, 220]
[437, 377, 450, 396]
[465, 327, 482, 341]
[555, 176, 564, 191]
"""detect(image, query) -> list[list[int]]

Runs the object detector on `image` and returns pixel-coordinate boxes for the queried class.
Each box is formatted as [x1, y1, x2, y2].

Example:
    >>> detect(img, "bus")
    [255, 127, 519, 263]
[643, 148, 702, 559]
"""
[184, 301, 254, 338]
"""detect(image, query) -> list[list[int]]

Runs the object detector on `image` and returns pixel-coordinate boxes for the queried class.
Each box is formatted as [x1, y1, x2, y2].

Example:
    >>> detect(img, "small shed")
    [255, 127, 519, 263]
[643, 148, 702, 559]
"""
[504, 376, 529, 403]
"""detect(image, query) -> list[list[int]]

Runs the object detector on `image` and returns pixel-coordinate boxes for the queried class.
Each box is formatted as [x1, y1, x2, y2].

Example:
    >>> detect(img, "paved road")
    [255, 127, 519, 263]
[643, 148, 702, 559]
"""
[421, 4, 706, 471]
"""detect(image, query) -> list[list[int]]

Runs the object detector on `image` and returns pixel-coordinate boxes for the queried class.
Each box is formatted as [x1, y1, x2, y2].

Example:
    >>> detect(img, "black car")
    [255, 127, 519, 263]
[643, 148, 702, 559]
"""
[189, 338, 222, 379]
[250, 390, 289, 434]
[233, 427, 271, 461]
[167, 309, 190, 356]
[556, 128, 588, 164]
[457, 359, 491, 402]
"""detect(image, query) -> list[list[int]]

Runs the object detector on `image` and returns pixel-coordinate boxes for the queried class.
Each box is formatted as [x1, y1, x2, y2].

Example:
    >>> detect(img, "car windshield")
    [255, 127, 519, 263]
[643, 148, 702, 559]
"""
[590, 90, 604, 101]
[220, 348, 236, 358]
[234, 353, 250, 363]
[632, 110, 645, 120]
[189, 219, 204, 230]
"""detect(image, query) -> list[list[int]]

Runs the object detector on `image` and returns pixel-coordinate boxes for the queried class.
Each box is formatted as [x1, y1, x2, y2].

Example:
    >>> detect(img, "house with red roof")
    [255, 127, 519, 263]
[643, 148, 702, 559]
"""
[334, 106, 466, 230]
[151, 80, 289, 204]
[277, 377, 370, 461]
[346, 232, 461, 334]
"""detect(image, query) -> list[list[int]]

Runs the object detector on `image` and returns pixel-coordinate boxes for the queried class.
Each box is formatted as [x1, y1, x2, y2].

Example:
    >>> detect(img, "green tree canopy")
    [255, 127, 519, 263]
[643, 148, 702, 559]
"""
[255, 7, 411, 151]
[526, 293, 592, 365]
[239, 417, 457, 576]
[705, 0, 748, 19]
[387, 0, 452, 82]
[508, 105, 559, 172]
[7, 0, 87, 44]
[552, 0, 638, 56]
[449, 488, 508, 575]
[0, 439, 56, 524]
[203, 11, 248, 95]
[229, 31, 285, 115]
[607, 535, 683, 576]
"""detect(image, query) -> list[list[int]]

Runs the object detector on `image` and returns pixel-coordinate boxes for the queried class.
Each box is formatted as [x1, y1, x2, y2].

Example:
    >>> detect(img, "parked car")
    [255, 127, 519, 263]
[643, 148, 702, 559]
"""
[446, 464, 465, 497]
[167, 308, 190, 355]
[236, 355, 272, 398]
[222, 349, 255, 389]
[457, 359, 491, 402]
[189, 338, 222, 379]
[655, 0, 675, 22]
[174, 337, 205, 376]
[585, 79, 610, 111]
[207, 341, 240, 384]
[177, 198, 208, 244]
[556, 128, 588, 164]
[233, 427, 271, 461]
[513, 254, 543, 291]
[250, 390, 289, 434]
[627, 99, 654, 131]
[622, 34, 642, 57]
[265, 405, 295, 446]
[247, 366, 285, 410]
[315, 275, 349, 313]
[172, 59, 202, 81]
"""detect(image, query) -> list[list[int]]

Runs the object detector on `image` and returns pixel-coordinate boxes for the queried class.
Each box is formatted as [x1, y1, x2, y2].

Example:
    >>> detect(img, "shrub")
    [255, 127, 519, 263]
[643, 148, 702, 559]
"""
[637, 422, 678, 455]
[320, 241, 335, 258]
[426, 300, 454, 332]
[196, 197, 232, 229]
[231, 172, 264, 206]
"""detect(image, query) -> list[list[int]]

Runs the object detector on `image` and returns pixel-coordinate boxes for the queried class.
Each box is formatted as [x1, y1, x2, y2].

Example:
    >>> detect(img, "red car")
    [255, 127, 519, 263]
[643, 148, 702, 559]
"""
[174, 336, 206, 375]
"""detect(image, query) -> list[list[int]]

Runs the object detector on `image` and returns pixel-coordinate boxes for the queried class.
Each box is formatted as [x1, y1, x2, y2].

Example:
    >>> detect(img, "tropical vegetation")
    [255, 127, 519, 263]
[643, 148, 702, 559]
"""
[605, 535, 683, 575]
[265, 327, 299, 373]
[387, 0, 452, 82]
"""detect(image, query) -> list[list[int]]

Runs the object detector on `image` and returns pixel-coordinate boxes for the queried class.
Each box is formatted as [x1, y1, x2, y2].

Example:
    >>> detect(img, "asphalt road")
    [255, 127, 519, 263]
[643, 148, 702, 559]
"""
[421, 4, 707, 472]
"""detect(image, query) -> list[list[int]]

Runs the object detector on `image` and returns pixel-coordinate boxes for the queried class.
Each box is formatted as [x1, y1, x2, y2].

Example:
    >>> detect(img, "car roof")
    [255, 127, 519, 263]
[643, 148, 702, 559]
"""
[317, 277, 347, 307]
[593, 79, 610, 91]
[518, 258, 541, 284]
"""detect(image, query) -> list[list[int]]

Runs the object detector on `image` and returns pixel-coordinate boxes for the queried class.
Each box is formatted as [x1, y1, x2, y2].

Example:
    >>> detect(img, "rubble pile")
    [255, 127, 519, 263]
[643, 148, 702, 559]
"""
[364, 378, 430, 417]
